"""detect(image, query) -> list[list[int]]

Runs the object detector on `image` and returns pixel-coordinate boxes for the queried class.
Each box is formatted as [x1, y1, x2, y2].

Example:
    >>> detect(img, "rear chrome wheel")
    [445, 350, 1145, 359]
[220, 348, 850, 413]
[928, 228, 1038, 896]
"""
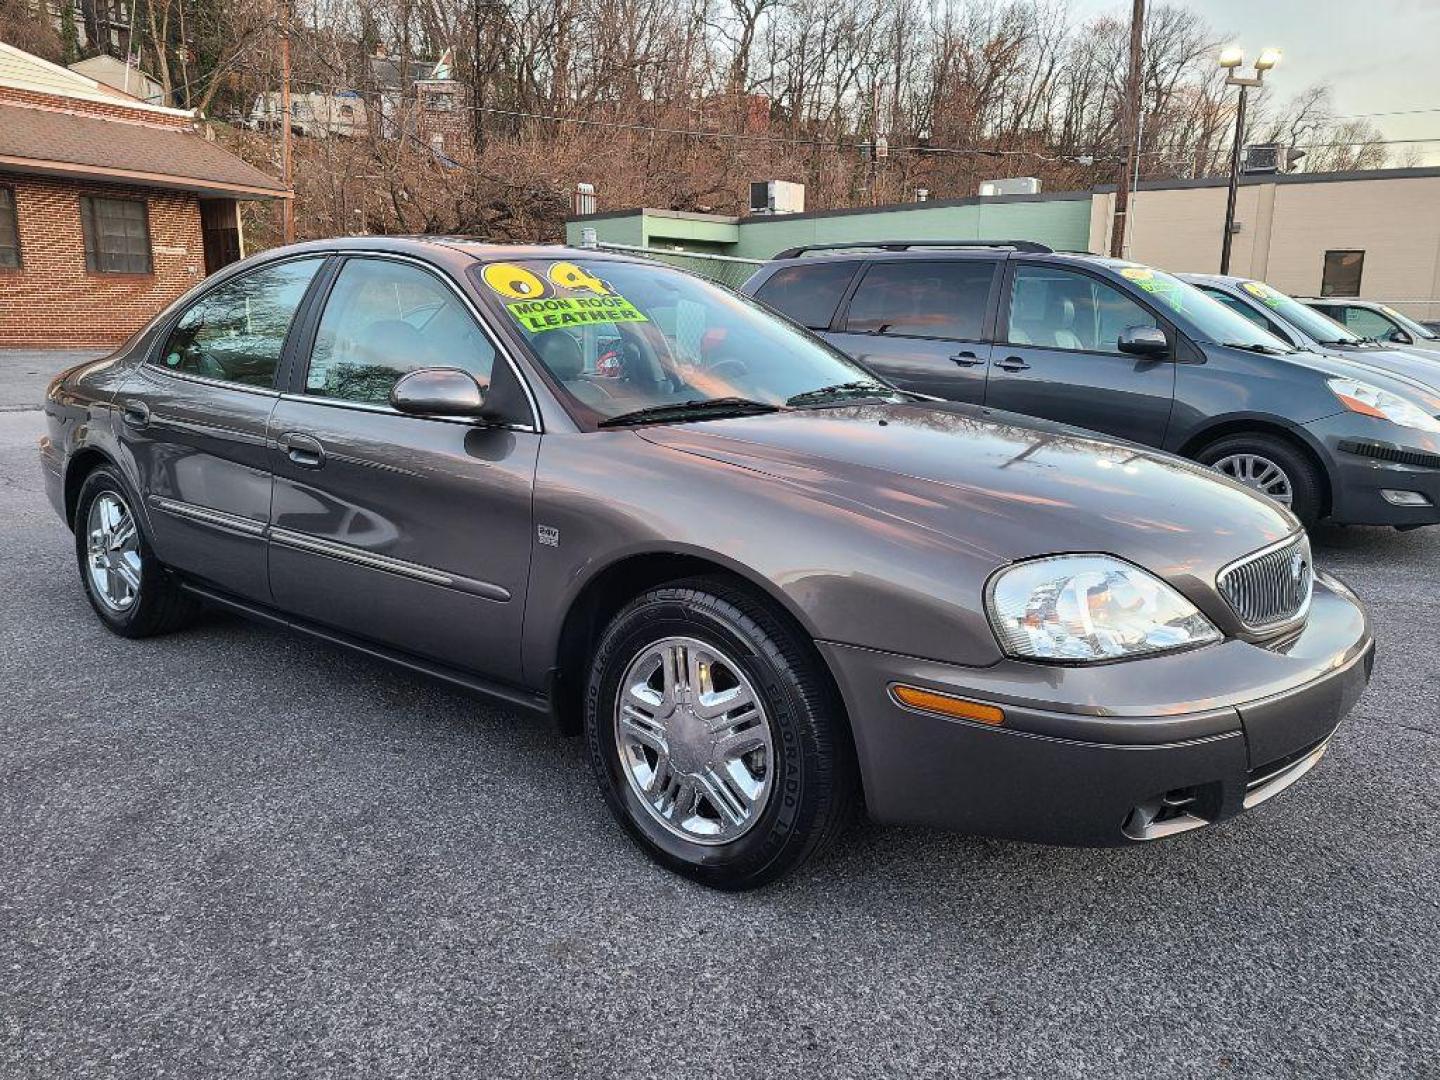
[614, 636, 774, 845]
[85, 491, 143, 611]
[1211, 452, 1294, 507]
[73, 465, 199, 638]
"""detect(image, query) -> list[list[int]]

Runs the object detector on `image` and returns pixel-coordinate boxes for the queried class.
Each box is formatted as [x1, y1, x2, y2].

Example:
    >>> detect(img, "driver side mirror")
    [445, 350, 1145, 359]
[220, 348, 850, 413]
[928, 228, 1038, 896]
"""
[1387, 328, 1413, 345]
[390, 367, 489, 417]
[1118, 325, 1170, 358]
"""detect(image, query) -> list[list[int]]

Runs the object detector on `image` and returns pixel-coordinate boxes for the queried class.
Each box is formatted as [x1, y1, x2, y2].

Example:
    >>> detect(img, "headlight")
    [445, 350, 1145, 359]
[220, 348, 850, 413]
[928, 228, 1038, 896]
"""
[1327, 377, 1440, 433]
[986, 555, 1221, 662]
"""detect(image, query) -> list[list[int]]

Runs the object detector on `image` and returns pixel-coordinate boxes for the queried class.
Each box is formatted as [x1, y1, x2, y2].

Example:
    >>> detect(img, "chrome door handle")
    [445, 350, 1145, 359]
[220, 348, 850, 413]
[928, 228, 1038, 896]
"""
[997, 356, 1031, 372]
[279, 432, 325, 468]
[120, 400, 150, 428]
[950, 351, 987, 367]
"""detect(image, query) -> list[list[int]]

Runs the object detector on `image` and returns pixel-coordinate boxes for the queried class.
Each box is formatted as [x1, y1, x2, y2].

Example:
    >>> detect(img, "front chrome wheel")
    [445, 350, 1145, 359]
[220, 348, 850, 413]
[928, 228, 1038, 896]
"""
[1212, 452, 1294, 506]
[614, 636, 774, 845]
[86, 491, 142, 611]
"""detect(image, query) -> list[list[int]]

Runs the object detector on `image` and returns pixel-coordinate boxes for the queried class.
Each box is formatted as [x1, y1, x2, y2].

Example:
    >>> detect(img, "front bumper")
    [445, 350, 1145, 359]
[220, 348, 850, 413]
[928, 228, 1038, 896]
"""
[820, 574, 1374, 844]
[1305, 412, 1440, 527]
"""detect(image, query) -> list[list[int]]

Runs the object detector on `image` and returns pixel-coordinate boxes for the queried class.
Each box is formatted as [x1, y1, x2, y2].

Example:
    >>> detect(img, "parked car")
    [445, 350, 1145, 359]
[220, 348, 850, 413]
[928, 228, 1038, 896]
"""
[1180, 274, 1440, 380]
[742, 241, 1440, 529]
[43, 239, 1373, 889]
[1301, 298, 1440, 356]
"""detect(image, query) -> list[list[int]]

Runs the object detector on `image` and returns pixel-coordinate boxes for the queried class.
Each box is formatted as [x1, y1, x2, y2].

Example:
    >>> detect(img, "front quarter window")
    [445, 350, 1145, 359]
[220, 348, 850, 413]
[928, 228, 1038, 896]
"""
[471, 258, 894, 424]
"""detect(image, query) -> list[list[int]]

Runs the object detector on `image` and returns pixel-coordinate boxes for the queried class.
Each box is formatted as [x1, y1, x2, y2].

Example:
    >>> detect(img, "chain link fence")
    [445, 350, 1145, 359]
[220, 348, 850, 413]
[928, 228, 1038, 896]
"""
[586, 241, 766, 291]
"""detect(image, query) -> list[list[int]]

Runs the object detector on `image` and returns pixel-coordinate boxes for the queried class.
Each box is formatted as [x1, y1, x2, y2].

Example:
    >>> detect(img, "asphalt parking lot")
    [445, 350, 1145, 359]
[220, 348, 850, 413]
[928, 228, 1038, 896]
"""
[2, 351, 1438, 1079]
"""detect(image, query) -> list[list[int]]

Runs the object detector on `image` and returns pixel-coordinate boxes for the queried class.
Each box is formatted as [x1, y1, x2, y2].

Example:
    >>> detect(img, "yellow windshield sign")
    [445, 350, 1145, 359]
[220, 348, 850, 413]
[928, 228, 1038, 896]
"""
[1121, 266, 1184, 312]
[1240, 281, 1286, 309]
[506, 295, 649, 332]
[480, 259, 650, 331]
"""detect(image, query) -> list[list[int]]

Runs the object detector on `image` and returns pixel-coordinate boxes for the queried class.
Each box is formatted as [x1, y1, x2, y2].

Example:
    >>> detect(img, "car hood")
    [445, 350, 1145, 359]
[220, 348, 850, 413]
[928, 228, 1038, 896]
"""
[1298, 344, 1440, 392]
[637, 401, 1298, 588]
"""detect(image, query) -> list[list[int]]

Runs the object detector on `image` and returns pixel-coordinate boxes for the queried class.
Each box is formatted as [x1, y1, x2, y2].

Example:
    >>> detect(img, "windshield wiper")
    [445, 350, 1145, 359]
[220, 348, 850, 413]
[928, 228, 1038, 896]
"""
[785, 380, 908, 407]
[1222, 341, 1295, 356]
[597, 397, 780, 428]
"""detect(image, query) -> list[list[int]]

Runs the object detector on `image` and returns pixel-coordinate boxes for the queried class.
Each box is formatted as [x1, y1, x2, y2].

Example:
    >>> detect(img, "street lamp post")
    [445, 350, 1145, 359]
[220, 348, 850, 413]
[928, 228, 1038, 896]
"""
[1218, 46, 1281, 274]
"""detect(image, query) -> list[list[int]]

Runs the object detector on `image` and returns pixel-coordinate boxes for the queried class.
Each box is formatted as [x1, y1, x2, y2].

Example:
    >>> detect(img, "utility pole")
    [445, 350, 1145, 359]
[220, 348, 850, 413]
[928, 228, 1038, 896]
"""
[280, 13, 295, 245]
[472, 0, 484, 156]
[1109, 0, 1144, 258]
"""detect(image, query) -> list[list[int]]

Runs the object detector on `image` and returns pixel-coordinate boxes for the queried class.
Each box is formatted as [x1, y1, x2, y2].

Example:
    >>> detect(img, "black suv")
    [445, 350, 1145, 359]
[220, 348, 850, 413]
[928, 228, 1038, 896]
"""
[741, 241, 1440, 529]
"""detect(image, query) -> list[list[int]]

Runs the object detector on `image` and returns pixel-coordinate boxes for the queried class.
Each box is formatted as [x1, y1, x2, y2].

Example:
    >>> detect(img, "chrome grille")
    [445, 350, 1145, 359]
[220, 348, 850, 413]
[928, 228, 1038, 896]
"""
[1217, 534, 1314, 630]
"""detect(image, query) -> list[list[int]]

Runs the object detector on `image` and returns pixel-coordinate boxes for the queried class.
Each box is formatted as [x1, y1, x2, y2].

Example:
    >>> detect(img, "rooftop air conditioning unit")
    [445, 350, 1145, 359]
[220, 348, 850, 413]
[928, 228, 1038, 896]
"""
[574, 182, 597, 216]
[1242, 144, 1285, 174]
[749, 180, 805, 215]
[978, 177, 1042, 197]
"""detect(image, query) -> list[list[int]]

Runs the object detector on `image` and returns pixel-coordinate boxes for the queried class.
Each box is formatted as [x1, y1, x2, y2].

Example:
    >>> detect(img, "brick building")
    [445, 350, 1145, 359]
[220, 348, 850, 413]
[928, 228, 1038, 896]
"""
[0, 41, 288, 347]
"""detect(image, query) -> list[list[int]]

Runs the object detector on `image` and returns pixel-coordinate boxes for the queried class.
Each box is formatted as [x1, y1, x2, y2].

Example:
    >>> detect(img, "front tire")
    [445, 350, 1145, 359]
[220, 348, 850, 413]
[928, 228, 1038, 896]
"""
[1198, 433, 1325, 527]
[73, 466, 199, 638]
[584, 577, 858, 890]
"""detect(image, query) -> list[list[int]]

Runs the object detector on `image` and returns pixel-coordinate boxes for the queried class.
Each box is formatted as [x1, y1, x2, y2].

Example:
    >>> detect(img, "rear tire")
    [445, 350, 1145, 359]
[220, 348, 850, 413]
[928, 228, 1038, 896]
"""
[1197, 433, 1325, 527]
[73, 465, 200, 638]
[584, 576, 859, 890]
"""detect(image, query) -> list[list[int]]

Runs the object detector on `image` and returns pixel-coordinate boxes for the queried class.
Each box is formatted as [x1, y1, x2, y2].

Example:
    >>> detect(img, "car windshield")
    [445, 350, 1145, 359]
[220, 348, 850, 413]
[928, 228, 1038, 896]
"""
[471, 257, 900, 424]
[1114, 265, 1294, 352]
[1377, 304, 1439, 341]
[1236, 280, 1364, 344]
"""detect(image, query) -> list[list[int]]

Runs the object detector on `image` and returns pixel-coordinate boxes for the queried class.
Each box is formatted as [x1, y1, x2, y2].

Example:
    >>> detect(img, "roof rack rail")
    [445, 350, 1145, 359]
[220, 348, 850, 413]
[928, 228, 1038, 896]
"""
[772, 239, 1053, 259]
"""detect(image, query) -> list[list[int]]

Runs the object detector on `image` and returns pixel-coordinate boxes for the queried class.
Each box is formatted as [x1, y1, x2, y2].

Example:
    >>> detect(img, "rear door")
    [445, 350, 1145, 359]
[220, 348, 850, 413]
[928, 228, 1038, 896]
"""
[984, 261, 1175, 446]
[824, 258, 1000, 402]
[118, 255, 326, 601]
[266, 254, 540, 684]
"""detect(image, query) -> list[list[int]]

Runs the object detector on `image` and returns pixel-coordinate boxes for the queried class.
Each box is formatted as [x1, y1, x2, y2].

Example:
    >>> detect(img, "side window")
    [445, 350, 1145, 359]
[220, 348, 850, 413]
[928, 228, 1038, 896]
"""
[306, 259, 495, 405]
[1200, 287, 1283, 336]
[843, 260, 996, 340]
[1007, 265, 1157, 353]
[753, 262, 858, 330]
[158, 257, 323, 387]
[1342, 307, 1395, 339]
[0, 186, 19, 269]
[81, 195, 151, 274]
[1321, 250, 1364, 297]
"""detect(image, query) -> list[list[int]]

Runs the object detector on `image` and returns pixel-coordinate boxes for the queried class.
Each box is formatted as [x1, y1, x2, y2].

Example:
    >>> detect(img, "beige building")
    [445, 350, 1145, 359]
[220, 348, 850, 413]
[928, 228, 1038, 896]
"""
[1089, 167, 1440, 321]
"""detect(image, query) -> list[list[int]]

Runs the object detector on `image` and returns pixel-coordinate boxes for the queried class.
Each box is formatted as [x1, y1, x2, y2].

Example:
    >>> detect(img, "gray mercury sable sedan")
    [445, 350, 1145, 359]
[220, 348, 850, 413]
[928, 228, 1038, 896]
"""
[42, 238, 1374, 889]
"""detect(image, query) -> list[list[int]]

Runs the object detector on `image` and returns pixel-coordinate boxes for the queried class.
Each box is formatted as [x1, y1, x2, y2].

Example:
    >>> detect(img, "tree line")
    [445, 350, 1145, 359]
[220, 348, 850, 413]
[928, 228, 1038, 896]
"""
[11, 0, 1413, 246]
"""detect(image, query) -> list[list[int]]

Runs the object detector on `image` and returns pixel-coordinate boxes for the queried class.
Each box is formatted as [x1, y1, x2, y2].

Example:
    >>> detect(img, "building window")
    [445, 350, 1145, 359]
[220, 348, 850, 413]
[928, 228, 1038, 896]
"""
[81, 196, 152, 274]
[1321, 250, 1364, 297]
[0, 187, 19, 269]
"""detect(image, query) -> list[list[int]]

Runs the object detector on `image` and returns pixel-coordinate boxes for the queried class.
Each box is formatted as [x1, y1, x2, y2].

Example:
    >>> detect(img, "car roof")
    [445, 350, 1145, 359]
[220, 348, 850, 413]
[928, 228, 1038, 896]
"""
[1177, 272, 1251, 286]
[251, 235, 661, 267]
[762, 244, 1142, 271]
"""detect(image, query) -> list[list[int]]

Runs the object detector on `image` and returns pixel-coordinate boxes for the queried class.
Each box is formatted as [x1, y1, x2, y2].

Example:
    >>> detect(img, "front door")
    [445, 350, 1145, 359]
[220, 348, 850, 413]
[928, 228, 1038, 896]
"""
[267, 255, 539, 684]
[118, 256, 325, 602]
[984, 262, 1176, 446]
[823, 258, 999, 402]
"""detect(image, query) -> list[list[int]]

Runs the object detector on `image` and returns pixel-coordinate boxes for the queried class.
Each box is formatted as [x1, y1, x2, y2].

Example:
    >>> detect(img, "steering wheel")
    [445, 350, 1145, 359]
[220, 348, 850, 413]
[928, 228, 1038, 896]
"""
[704, 355, 750, 380]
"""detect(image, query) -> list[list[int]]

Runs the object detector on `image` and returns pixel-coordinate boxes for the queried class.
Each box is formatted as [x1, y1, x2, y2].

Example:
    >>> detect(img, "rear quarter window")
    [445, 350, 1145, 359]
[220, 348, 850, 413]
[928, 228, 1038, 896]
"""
[844, 260, 997, 340]
[753, 262, 858, 330]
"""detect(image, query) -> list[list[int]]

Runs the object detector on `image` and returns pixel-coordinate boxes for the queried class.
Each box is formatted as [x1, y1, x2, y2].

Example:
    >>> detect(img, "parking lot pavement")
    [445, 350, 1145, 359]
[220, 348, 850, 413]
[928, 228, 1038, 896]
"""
[0, 350, 106, 411]
[2, 406, 1438, 1080]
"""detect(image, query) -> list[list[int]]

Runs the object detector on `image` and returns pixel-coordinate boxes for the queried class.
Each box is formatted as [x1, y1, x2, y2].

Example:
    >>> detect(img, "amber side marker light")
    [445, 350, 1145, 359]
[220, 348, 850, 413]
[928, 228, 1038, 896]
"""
[890, 684, 1006, 726]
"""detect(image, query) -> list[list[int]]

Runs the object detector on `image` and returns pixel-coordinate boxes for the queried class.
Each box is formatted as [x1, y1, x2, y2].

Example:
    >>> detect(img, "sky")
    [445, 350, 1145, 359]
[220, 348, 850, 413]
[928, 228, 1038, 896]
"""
[1073, 0, 1440, 164]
